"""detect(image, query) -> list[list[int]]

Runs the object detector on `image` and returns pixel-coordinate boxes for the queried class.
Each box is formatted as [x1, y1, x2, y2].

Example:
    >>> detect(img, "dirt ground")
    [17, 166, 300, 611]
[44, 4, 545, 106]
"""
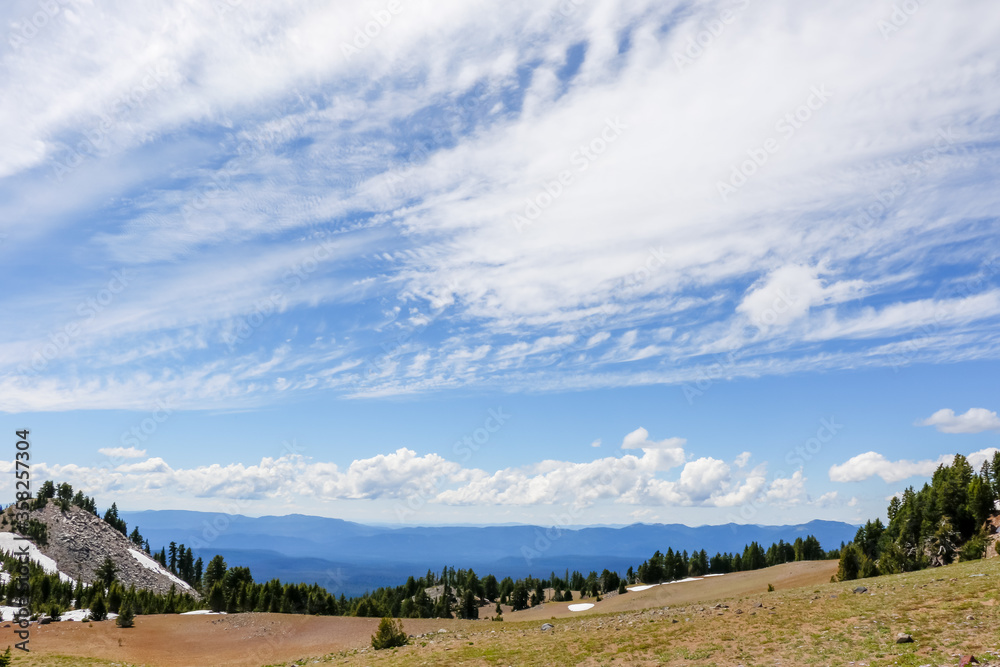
[11, 560, 838, 667]
[15, 613, 469, 667]
[508, 559, 837, 621]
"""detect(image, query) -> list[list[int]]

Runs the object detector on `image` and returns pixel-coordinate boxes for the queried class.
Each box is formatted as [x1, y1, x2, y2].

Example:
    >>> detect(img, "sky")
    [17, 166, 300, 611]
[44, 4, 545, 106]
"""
[1, 0, 998, 529]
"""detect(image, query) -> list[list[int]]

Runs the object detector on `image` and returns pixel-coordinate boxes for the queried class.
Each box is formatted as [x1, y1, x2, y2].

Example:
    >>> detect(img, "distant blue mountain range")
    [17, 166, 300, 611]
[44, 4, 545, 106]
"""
[120, 510, 857, 596]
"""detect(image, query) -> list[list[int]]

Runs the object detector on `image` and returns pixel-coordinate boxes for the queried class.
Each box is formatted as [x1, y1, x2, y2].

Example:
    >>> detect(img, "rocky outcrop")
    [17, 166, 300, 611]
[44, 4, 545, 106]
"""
[0, 503, 199, 598]
[985, 513, 1000, 559]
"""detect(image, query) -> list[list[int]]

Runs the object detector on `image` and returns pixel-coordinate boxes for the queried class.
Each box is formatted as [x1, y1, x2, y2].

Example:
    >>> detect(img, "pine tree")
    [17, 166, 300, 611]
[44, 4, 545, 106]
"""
[371, 617, 408, 649]
[115, 598, 135, 628]
[90, 591, 108, 621]
[96, 557, 117, 591]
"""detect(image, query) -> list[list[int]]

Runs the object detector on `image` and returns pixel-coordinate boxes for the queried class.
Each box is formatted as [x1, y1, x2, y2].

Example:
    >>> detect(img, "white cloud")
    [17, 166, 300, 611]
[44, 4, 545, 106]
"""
[920, 407, 1000, 434]
[0, 428, 782, 513]
[98, 446, 147, 459]
[765, 470, 806, 505]
[620, 427, 686, 471]
[813, 491, 838, 507]
[829, 451, 950, 483]
[1, 0, 999, 411]
[590, 439, 601, 448]
[827, 448, 1000, 484]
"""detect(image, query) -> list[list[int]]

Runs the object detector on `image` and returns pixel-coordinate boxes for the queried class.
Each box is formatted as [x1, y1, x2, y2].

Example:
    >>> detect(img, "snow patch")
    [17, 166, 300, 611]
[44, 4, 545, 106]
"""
[59, 609, 118, 622]
[627, 584, 659, 592]
[128, 548, 195, 592]
[664, 577, 704, 584]
[180, 609, 227, 615]
[703, 573, 726, 577]
[568, 603, 595, 612]
[0, 533, 74, 583]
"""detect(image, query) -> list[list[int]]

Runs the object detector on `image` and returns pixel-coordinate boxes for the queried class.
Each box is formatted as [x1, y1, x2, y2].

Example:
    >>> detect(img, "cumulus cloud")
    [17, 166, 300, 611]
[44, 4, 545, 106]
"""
[0, 429, 783, 512]
[98, 446, 147, 459]
[765, 470, 806, 505]
[828, 447, 999, 483]
[620, 427, 686, 471]
[813, 491, 838, 507]
[919, 407, 1000, 434]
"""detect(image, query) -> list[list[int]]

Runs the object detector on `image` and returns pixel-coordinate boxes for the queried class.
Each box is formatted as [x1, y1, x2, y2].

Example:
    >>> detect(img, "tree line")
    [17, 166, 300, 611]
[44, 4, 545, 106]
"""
[3, 480, 841, 624]
[838, 452, 1000, 581]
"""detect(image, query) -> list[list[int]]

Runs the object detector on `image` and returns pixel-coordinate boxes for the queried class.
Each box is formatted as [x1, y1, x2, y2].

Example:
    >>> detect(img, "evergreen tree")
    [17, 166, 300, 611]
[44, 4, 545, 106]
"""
[116, 598, 135, 628]
[90, 591, 108, 621]
[96, 557, 117, 591]
[460, 589, 478, 619]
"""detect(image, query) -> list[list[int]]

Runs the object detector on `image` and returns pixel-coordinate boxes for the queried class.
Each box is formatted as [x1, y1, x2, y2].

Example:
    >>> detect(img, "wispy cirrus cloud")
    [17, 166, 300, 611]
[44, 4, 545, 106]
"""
[1, 0, 999, 412]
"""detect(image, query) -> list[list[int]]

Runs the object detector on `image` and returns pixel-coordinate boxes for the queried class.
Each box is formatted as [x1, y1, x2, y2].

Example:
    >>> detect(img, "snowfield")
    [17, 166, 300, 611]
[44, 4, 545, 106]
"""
[181, 610, 227, 615]
[0, 532, 74, 583]
[0, 606, 117, 623]
[128, 548, 196, 592]
[568, 603, 595, 612]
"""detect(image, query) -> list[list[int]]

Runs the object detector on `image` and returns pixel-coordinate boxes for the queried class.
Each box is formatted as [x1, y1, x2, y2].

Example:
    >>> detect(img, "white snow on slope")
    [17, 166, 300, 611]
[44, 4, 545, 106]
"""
[180, 609, 226, 615]
[703, 573, 726, 577]
[0, 532, 74, 583]
[568, 603, 595, 612]
[59, 609, 118, 622]
[627, 584, 658, 592]
[128, 548, 195, 592]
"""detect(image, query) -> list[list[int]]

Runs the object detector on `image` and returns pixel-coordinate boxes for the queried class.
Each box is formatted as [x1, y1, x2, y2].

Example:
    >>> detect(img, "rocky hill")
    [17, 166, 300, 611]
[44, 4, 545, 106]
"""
[0, 502, 199, 598]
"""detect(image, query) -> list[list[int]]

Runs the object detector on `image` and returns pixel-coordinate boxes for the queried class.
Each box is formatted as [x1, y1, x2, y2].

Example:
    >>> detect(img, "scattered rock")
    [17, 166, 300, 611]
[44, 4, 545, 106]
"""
[671, 619, 678, 624]
[895, 633, 914, 644]
[753, 602, 763, 608]
[734, 609, 743, 615]
[958, 656, 979, 666]
[437, 628, 448, 634]
[853, 586, 868, 594]
[540, 623, 554, 631]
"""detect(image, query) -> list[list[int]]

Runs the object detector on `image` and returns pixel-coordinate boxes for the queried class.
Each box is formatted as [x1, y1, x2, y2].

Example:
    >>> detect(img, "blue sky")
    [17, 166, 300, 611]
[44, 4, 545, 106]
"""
[1, 0, 998, 528]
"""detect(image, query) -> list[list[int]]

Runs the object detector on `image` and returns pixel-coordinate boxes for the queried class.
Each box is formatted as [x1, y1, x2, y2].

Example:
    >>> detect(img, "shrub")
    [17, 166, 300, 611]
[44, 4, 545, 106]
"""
[767, 583, 775, 592]
[0, 646, 10, 667]
[371, 616, 408, 650]
[90, 592, 108, 622]
[115, 601, 135, 628]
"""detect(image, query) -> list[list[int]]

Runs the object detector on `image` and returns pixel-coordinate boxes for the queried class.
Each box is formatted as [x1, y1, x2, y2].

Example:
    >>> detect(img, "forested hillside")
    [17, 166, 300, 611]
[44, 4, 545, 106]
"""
[837, 452, 1000, 580]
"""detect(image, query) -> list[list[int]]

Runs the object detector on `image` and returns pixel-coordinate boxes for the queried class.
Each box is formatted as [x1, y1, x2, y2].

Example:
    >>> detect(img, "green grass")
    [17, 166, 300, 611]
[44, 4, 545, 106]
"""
[316, 557, 1000, 667]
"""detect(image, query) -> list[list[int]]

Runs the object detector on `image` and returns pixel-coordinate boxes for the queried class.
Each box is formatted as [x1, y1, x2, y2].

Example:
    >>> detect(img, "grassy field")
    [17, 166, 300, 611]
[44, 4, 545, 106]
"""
[9, 557, 1000, 666]
[325, 557, 1000, 667]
